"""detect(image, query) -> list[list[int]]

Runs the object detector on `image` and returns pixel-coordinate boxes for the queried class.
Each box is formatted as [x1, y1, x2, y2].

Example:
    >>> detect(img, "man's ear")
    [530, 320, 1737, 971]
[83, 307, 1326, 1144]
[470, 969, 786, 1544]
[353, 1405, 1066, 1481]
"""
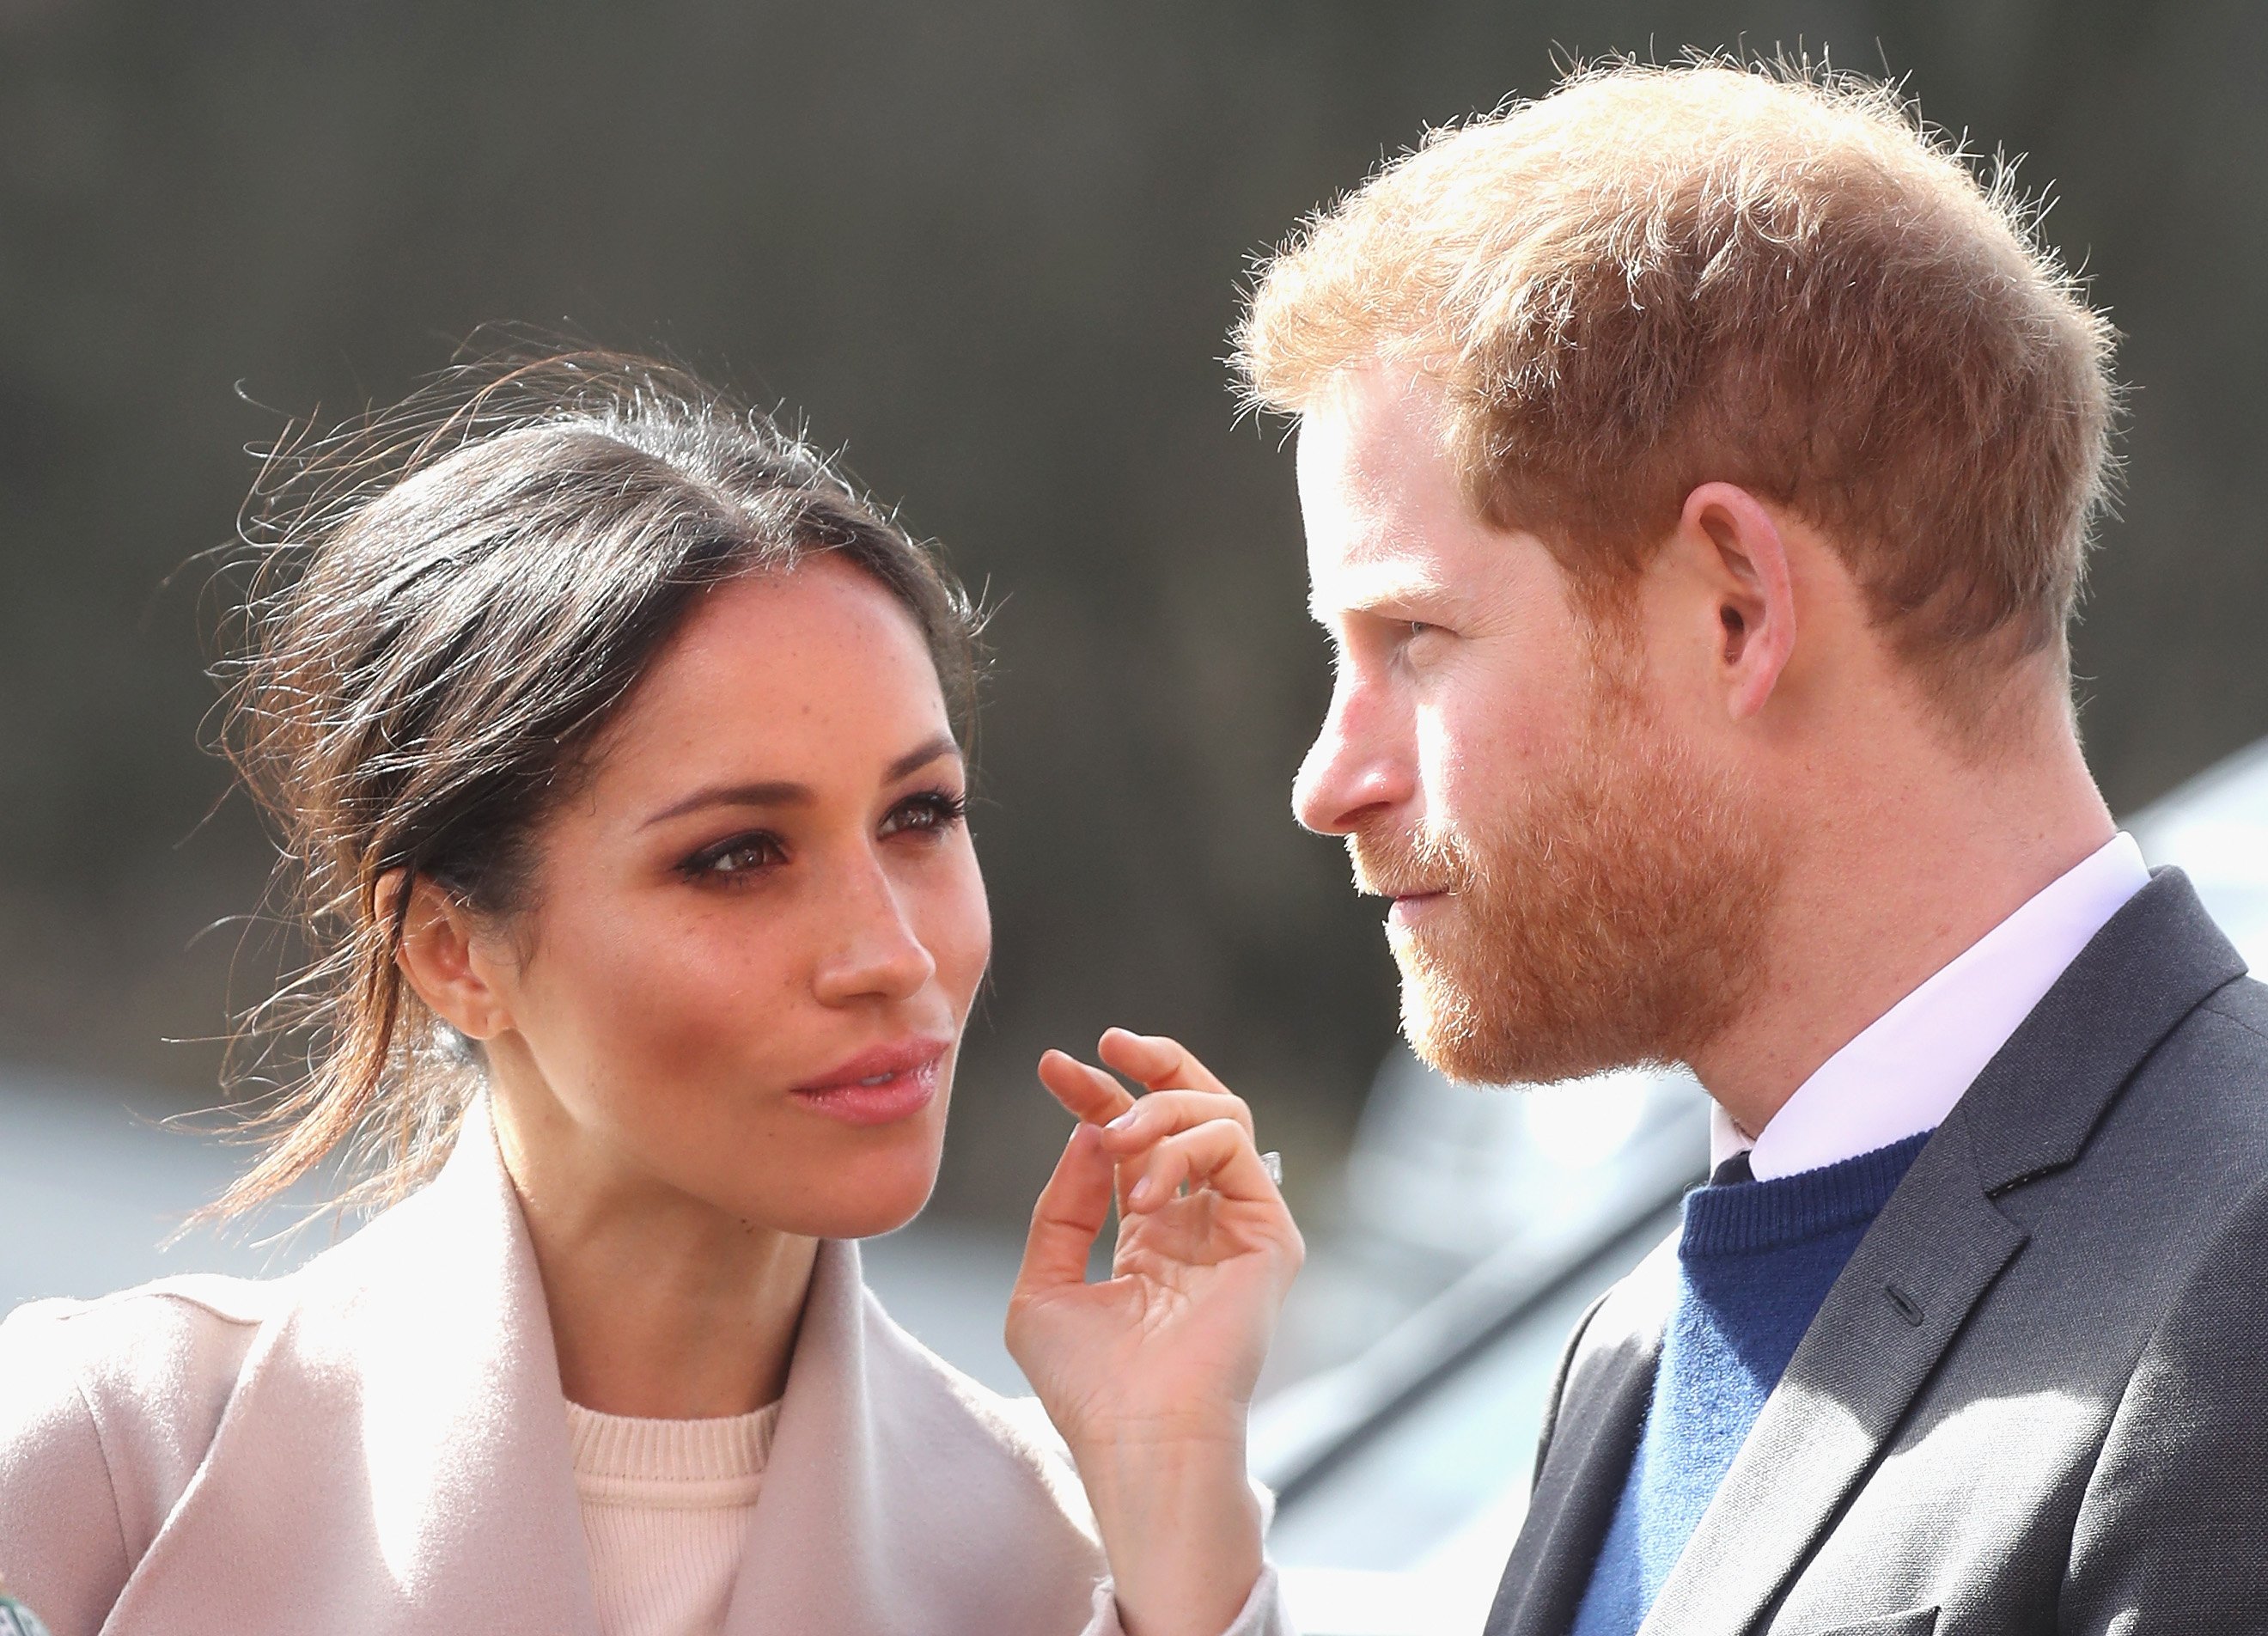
[1677, 481, 1796, 721]
[389, 871, 513, 1041]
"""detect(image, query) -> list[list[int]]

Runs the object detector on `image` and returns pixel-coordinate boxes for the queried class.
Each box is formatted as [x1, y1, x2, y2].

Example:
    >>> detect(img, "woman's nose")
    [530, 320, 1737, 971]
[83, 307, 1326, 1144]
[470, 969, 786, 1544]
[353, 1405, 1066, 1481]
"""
[812, 860, 939, 1006]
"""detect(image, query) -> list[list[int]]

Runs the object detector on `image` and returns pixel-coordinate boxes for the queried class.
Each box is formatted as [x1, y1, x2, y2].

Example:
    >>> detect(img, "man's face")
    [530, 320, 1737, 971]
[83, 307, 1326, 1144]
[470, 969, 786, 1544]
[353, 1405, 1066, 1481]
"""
[1292, 368, 1771, 1084]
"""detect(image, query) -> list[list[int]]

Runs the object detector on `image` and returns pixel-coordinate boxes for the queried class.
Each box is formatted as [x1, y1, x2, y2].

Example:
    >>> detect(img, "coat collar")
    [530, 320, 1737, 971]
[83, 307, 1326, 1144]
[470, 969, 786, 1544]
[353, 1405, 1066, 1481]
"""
[105, 1102, 1104, 1636]
[1637, 869, 2247, 1636]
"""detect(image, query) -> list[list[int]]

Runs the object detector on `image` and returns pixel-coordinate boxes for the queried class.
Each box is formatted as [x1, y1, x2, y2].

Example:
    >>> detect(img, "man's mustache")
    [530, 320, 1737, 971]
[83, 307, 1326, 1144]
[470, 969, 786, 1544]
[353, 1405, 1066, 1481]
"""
[1347, 827, 1476, 900]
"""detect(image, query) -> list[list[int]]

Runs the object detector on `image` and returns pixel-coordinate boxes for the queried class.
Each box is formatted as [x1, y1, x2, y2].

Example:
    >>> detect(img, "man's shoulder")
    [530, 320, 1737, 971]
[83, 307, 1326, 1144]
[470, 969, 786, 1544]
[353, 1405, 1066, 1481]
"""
[2113, 968, 2268, 1157]
[2192, 969, 2268, 1053]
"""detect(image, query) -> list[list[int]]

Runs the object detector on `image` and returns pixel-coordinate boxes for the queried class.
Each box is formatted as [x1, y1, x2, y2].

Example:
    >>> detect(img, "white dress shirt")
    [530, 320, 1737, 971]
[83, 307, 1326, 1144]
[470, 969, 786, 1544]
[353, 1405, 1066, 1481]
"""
[1711, 833, 2151, 1181]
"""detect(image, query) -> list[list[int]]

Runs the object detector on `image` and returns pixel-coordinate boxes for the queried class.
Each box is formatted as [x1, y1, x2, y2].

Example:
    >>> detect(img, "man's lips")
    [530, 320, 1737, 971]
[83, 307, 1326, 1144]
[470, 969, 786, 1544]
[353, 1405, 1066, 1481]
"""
[1385, 889, 1452, 925]
[790, 1039, 950, 1126]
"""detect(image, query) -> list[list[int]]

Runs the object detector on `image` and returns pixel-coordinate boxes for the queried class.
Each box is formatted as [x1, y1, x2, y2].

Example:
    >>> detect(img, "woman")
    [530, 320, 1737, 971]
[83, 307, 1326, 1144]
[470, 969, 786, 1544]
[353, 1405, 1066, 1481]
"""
[0, 354, 1301, 1636]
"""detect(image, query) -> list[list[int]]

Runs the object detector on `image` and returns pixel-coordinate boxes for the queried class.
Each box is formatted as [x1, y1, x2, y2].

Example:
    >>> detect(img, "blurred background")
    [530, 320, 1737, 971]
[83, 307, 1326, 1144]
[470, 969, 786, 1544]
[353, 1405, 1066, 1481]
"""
[5, 3, 2268, 1630]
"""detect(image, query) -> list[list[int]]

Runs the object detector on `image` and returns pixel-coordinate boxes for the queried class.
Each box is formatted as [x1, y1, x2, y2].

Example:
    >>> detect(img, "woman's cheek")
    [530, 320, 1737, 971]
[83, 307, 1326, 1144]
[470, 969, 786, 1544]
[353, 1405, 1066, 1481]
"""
[930, 846, 993, 1016]
[601, 911, 783, 1092]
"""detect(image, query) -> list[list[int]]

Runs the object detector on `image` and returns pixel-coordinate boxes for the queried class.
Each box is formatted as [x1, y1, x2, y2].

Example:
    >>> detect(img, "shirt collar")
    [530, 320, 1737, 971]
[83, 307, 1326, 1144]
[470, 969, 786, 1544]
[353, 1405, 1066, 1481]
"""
[1710, 832, 2150, 1181]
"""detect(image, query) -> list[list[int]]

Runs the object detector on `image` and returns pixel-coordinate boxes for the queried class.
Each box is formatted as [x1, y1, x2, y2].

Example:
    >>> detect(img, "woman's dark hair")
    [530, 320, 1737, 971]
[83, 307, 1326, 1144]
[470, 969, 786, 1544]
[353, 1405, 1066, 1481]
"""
[209, 347, 980, 1219]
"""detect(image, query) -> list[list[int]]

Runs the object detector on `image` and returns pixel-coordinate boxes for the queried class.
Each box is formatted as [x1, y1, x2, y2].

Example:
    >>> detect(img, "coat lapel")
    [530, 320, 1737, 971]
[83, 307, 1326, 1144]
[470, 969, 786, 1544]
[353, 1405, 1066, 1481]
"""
[721, 1238, 897, 1636]
[1485, 1238, 1674, 1636]
[722, 1238, 1107, 1636]
[1642, 870, 2247, 1636]
[106, 1099, 598, 1636]
[109, 1101, 1109, 1636]
[1637, 1122, 2025, 1635]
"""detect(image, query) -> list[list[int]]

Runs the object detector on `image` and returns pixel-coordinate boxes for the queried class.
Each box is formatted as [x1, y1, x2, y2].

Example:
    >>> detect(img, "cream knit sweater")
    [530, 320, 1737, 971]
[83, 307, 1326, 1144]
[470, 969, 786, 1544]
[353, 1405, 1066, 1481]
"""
[565, 1398, 783, 1636]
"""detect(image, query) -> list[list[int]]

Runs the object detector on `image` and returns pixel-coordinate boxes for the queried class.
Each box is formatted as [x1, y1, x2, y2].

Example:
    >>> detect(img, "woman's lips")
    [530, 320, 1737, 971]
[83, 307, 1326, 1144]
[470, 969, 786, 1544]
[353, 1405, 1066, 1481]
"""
[790, 1040, 948, 1126]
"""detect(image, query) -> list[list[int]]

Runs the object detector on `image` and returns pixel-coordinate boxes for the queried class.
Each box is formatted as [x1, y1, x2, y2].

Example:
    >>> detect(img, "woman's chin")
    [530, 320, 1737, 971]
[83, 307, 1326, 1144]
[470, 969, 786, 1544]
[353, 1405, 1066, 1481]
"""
[766, 1152, 943, 1242]
[802, 1188, 936, 1242]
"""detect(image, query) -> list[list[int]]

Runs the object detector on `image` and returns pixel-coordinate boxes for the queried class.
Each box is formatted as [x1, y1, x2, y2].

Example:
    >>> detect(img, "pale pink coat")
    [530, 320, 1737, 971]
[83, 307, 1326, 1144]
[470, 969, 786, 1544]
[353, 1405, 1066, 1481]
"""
[0, 1107, 1287, 1636]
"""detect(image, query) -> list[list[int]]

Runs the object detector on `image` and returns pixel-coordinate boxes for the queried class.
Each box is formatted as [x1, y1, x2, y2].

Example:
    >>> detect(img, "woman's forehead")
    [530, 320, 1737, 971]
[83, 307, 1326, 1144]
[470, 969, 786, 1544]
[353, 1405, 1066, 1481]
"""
[582, 564, 951, 800]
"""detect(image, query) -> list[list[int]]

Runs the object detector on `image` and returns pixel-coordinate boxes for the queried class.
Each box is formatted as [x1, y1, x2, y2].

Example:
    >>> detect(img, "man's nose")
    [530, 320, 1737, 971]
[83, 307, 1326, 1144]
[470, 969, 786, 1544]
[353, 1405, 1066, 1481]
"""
[813, 858, 938, 1006]
[1293, 678, 1414, 835]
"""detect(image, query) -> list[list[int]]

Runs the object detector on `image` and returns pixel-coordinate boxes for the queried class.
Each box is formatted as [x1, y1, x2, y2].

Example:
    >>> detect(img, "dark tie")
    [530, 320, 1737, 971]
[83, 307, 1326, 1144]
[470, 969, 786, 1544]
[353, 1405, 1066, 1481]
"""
[1710, 1150, 1756, 1187]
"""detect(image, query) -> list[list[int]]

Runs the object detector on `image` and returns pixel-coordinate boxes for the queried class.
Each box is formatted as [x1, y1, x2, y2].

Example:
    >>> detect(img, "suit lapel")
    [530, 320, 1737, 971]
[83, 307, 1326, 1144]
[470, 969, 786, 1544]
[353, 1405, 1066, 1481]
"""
[1486, 1238, 1675, 1636]
[1643, 870, 2246, 1635]
[1637, 1120, 2024, 1635]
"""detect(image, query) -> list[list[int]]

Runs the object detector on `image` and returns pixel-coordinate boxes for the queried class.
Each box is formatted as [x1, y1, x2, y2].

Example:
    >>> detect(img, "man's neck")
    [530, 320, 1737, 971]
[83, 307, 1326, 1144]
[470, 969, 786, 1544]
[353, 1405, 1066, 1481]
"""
[1690, 725, 2115, 1139]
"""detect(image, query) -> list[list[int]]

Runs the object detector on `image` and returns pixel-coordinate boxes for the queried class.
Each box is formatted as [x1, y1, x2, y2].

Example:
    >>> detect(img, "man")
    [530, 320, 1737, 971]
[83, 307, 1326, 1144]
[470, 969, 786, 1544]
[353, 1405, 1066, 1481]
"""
[1235, 60, 2268, 1634]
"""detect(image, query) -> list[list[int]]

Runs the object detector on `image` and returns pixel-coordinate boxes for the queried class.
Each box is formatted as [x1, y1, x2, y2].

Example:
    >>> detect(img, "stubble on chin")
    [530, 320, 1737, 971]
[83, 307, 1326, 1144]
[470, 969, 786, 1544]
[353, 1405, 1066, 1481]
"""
[1352, 679, 1776, 1087]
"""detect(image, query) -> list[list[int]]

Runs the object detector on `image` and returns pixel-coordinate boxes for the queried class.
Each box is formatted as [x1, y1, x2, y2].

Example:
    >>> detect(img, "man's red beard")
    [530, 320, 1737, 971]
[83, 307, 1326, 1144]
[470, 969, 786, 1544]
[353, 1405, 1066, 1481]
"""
[1351, 667, 1777, 1086]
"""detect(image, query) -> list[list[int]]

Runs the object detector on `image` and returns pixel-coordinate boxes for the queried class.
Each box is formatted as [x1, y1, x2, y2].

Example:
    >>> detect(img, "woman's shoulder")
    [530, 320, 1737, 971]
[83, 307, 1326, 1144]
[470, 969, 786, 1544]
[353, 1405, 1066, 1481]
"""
[3, 1270, 281, 1408]
[0, 1274, 279, 1634]
[0, 1273, 281, 1480]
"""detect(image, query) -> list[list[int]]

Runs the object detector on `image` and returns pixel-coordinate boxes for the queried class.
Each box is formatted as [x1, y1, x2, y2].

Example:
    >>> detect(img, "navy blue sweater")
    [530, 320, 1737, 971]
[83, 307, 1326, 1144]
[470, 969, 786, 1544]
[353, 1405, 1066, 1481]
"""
[1570, 1131, 1931, 1635]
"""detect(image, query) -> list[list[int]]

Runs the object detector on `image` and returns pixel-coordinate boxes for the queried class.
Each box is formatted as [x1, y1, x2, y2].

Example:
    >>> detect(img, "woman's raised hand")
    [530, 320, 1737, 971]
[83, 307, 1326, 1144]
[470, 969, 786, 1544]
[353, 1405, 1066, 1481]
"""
[1005, 1029, 1302, 1636]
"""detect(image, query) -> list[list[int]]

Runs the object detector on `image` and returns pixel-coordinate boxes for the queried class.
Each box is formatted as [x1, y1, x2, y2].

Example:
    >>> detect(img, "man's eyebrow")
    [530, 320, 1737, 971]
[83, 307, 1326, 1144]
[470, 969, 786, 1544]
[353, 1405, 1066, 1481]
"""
[1308, 563, 1456, 623]
[641, 734, 963, 828]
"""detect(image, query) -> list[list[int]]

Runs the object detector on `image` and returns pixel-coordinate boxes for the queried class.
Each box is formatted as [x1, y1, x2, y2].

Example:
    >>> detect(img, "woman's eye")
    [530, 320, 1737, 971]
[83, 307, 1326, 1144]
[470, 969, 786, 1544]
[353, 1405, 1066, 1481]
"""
[683, 833, 786, 879]
[881, 789, 969, 839]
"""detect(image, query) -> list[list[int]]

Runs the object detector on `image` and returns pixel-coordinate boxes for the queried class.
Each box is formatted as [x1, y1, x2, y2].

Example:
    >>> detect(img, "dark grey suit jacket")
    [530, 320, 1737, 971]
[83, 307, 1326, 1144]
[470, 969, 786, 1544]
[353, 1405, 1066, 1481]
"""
[1485, 869, 2268, 1636]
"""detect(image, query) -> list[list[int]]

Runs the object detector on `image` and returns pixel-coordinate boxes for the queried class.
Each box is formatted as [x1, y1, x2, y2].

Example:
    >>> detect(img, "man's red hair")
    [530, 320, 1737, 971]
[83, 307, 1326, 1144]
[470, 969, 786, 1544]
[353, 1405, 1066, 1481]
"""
[1235, 59, 2117, 729]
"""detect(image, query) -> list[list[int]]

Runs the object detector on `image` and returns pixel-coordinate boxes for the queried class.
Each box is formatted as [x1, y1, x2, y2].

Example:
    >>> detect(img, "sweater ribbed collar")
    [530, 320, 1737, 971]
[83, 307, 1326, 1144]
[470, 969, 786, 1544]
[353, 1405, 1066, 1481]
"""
[1679, 1131, 1930, 1259]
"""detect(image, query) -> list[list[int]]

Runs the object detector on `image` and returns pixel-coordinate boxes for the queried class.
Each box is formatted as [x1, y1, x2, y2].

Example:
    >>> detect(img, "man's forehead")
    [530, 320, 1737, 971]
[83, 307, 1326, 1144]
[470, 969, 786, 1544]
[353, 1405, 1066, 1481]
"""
[1295, 375, 1486, 618]
[1294, 366, 1448, 499]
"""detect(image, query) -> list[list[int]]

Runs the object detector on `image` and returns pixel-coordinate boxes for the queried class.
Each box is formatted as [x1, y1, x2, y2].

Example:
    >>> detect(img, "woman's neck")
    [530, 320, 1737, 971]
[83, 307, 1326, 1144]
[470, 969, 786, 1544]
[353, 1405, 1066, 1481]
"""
[491, 1087, 819, 1419]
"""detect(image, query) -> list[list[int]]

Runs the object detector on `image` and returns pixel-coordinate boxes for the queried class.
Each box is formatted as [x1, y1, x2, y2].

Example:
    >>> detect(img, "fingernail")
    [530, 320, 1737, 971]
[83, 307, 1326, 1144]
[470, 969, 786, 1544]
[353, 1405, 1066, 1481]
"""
[1128, 1177, 1152, 1207]
[1106, 1109, 1139, 1132]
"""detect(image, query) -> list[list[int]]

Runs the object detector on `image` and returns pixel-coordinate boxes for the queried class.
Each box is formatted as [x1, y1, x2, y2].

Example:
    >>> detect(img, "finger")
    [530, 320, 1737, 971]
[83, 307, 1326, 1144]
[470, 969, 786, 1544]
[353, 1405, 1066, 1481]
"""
[1097, 1029, 1235, 1099]
[1013, 1123, 1116, 1295]
[1037, 1048, 1138, 1126]
[1125, 1118, 1280, 1212]
[1096, 1087, 1256, 1153]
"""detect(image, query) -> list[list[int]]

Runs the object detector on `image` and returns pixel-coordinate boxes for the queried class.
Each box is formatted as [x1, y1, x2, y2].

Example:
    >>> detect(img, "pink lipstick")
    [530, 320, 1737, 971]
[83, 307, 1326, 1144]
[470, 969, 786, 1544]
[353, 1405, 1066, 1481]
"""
[790, 1039, 948, 1126]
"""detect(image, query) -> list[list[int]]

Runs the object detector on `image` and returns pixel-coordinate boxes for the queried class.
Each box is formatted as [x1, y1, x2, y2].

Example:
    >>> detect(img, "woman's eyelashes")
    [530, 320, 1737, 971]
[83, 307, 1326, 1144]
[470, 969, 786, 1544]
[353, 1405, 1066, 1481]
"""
[680, 829, 789, 881]
[675, 789, 969, 883]
[881, 787, 969, 839]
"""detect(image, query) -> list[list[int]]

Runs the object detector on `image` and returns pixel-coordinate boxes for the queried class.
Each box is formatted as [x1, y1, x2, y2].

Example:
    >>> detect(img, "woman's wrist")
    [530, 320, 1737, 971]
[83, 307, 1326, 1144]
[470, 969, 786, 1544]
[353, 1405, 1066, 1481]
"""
[1070, 1429, 1265, 1636]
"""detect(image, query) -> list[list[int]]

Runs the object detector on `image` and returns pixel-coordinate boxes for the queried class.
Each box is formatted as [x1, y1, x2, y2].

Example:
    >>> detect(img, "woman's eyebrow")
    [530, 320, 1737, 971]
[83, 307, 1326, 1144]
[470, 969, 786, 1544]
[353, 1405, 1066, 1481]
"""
[641, 735, 963, 828]
[886, 734, 963, 783]
[642, 779, 811, 826]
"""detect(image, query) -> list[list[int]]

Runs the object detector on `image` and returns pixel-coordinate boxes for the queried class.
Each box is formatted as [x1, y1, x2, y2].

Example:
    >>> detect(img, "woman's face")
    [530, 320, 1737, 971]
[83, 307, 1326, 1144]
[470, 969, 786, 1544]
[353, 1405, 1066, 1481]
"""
[471, 556, 990, 1240]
